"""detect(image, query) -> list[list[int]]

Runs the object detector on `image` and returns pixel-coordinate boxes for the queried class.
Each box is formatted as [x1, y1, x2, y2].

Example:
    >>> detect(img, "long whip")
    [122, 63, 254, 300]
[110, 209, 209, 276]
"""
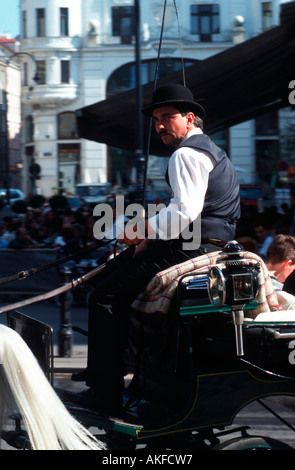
[142, 0, 186, 208]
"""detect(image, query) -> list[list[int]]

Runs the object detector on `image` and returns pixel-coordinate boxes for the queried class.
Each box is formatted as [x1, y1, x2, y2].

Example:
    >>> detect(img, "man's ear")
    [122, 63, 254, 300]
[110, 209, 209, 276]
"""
[284, 259, 293, 270]
[186, 112, 195, 126]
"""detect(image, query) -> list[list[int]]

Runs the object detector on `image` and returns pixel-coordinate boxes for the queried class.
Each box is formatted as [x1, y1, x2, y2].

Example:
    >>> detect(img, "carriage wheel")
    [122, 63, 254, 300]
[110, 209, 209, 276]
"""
[212, 435, 294, 450]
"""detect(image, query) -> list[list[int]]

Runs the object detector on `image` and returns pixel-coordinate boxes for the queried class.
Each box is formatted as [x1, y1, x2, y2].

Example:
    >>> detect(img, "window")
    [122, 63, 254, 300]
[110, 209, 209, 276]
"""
[25, 116, 34, 142]
[58, 143, 81, 193]
[262, 2, 272, 31]
[58, 143, 80, 163]
[22, 10, 27, 39]
[210, 129, 229, 155]
[0, 109, 7, 179]
[0, 114, 6, 131]
[107, 58, 196, 95]
[36, 60, 46, 85]
[61, 60, 70, 84]
[23, 63, 28, 86]
[36, 8, 45, 37]
[112, 6, 135, 44]
[191, 4, 220, 41]
[255, 112, 279, 184]
[60, 8, 69, 36]
[255, 111, 278, 136]
[58, 112, 79, 139]
[256, 139, 279, 184]
[0, 71, 4, 107]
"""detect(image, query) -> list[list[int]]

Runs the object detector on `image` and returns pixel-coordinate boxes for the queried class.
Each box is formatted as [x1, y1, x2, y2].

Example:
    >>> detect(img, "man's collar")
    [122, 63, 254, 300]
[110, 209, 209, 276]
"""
[181, 128, 203, 145]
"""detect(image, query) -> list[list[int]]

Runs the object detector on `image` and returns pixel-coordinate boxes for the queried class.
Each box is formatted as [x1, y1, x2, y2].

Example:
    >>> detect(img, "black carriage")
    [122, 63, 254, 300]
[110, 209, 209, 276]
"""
[2, 242, 295, 450]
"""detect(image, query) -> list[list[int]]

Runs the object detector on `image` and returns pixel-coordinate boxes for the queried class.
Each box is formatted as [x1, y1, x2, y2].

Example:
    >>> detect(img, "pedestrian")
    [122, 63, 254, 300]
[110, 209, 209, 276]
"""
[254, 221, 274, 259]
[64, 83, 241, 416]
[8, 227, 36, 250]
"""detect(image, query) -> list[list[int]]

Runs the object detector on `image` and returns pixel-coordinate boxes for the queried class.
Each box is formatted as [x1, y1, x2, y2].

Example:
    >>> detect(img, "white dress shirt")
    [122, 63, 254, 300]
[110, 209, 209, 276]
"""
[148, 128, 215, 240]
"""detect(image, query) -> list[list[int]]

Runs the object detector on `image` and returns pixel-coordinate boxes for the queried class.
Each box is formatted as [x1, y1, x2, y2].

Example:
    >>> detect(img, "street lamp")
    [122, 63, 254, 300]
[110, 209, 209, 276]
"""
[8, 52, 41, 84]
[5, 51, 40, 203]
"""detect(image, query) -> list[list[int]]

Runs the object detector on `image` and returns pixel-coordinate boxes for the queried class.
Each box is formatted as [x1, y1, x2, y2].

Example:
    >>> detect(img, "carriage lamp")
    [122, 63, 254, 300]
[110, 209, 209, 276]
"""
[207, 266, 258, 308]
[207, 262, 259, 356]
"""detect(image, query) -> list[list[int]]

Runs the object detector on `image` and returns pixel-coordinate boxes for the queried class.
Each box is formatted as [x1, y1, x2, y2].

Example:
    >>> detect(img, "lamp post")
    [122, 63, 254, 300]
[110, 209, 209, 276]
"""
[8, 52, 40, 84]
[5, 52, 40, 203]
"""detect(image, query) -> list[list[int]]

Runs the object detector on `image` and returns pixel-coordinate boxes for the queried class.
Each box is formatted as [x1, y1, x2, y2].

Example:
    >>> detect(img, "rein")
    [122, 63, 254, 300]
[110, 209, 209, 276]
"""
[0, 260, 107, 315]
[0, 238, 115, 286]
[0, 238, 116, 314]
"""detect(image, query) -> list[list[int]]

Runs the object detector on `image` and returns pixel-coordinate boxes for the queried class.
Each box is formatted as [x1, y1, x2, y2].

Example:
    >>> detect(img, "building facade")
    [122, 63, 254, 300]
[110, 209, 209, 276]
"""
[0, 39, 22, 192]
[15, 0, 294, 197]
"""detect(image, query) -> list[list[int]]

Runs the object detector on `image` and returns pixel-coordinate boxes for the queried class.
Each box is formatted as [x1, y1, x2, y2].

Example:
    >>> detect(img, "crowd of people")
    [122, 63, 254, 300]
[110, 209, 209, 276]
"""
[0, 192, 295, 261]
[236, 201, 294, 259]
[0, 203, 99, 252]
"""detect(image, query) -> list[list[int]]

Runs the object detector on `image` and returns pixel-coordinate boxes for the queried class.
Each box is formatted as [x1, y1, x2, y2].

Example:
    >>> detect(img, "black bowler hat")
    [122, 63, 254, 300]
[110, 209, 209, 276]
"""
[142, 83, 205, 118]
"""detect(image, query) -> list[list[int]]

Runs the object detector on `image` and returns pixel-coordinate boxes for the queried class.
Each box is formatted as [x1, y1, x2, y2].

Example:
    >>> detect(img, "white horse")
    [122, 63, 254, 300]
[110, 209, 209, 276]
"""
[0, 324, 104, 450]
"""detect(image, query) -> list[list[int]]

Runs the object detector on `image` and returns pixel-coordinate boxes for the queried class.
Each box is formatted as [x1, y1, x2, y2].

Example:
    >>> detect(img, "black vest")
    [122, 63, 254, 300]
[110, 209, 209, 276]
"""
[165, 133, 240, 242]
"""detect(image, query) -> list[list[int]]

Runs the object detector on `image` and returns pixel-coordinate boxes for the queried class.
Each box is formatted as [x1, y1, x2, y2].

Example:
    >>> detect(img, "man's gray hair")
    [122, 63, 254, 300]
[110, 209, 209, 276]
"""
[180, 111, 204, 130]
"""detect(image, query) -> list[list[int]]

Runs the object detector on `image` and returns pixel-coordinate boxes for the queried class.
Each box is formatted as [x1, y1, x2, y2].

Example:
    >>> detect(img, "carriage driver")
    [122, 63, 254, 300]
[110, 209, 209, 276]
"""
[64, 83, 241, 416]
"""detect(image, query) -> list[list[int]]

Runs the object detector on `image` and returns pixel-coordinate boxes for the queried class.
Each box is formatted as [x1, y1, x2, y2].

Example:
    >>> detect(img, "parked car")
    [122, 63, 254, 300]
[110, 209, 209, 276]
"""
[66, 195, 84, 211]
[240, 185, 263, 210]
[75, 183, 112, 205]
[274, 188, 290, 213]
[0, 188, 26, 205]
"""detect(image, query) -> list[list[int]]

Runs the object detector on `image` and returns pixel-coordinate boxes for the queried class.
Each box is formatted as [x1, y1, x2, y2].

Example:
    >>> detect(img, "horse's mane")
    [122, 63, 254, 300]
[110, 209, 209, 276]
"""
[0, 324, 104, 450]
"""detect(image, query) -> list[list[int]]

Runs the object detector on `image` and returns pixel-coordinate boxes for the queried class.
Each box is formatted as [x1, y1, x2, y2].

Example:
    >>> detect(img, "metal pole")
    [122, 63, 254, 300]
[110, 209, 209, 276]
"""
[134, 0, 145, 206]
[58, 268, 73, 357]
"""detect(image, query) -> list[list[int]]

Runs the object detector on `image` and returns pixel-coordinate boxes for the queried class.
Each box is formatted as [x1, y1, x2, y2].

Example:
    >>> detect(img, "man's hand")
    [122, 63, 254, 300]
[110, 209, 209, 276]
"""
[117, 223, 143, 246]
[118, 220, 155, 255]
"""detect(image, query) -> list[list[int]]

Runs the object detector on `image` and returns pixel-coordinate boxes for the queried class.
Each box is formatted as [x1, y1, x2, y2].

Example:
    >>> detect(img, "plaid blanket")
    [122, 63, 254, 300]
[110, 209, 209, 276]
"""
[131, 250, 280, 316]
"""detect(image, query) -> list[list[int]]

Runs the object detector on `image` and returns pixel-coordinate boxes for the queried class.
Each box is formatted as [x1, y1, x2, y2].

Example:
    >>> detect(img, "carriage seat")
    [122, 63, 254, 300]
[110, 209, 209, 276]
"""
[252, 310, 295, 323]
[248, 290, 295, 323]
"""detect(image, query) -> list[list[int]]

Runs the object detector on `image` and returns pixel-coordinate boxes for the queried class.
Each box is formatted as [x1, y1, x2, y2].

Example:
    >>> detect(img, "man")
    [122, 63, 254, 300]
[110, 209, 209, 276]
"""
[7, 227, 36, 250]
[265, 234, 295, 291]
[66, 84, 241, 416]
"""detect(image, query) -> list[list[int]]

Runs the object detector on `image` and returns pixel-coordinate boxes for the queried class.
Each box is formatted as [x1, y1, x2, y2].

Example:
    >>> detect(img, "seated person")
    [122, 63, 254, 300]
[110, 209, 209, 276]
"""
[254, 222, 274, 259]
[8, 227, 36, 250]
[265, 234, 295, 291]
[263, 234, 295, 311]
[63, 84, 241, 416]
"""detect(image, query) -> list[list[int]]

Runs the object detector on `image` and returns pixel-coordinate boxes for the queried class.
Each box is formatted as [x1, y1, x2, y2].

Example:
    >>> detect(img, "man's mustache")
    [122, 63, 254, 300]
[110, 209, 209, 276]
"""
[159, 130, 172, 137]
